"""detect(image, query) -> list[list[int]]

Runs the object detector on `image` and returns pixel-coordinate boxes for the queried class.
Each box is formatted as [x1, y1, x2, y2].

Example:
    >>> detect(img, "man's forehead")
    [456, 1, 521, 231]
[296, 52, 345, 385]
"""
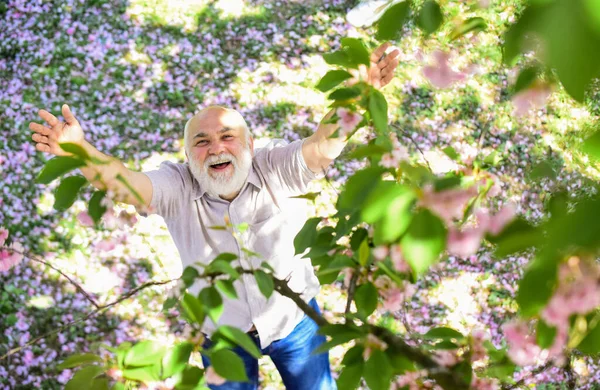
[189, 109, 244, 135]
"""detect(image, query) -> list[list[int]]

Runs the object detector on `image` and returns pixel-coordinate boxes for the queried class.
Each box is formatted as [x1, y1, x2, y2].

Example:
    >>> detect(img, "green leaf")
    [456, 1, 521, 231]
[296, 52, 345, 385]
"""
[449, 17, 487, 40]
[336, 363, 364, 390]
[342, 345, 365, 366]
[59, 143, 90, 160]
[175, 366, 204, 389]
[316, 70, 354, 92]
[375, 1, 411, 41]
[124, 340, 167, 367]
[122, 365, 161, 382]
[338, 167, 385, 211]
[36, 156, 86, 184]
[294, 217, 321, 255]
[362, 182, 411, 224]
[88, 191, 108, 224]
[358, 239, 370, 266]
[290, 192, 319, 203]
[211, 349, 249, 382]
[90, 378, 109, 390]
[254, 270, 274, 299]
[581, 128, 600, 161]
[368, 88, 388, 134]
[354, 282, 378, 318]
[350, 228, 369, 251]
[528, 160, 558, 181]
[323, 51, 357, 69]
[215, 325, 262, 359]
[423, 327, 465, 341]
[213, 252, 238, 262]
[488, 218, 541, 257]
[54, 175, 88, 211]
[503, 0, 600, 102]
[182, 292, 206, 325]
[517, 261, 558, 318]
[577, 318, 600, 354]
[181, 266, 200, 288]
[363, 349, 393, 390]
[417, 0, 443, 35]
[206, 260, 240, 279]
[58, 353, 103, 370]
[536, 320, 557, 349]
[341, 37, 370, 66]
[65, 366, 105, 390]
[162, 342, 193, 379]
[199, 286, 224, 323]
[442, 146, 460, 161]
[347, 144, 390, 160]
[401, 209, 447, 275]
[215, 279, 238, 300]
[514, 66, 540, 93]
[328, 86, 361, 101]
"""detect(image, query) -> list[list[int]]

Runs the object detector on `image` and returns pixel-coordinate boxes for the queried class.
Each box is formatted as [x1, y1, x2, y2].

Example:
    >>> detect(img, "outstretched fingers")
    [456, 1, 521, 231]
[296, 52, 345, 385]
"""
[371, 42, 391, 64]
[38, 109, 60, 127]
[61, 104, 77, 125]
[29, 122, 51, 136]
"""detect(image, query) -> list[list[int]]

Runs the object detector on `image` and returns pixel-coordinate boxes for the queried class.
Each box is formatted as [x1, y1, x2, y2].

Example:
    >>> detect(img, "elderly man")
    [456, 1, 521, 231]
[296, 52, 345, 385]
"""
[29, 43, 399, 389]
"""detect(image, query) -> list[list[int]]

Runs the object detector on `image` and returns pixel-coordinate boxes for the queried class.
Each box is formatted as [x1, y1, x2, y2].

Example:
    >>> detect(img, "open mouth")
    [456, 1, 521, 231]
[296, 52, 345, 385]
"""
[209, 161, 232, 171]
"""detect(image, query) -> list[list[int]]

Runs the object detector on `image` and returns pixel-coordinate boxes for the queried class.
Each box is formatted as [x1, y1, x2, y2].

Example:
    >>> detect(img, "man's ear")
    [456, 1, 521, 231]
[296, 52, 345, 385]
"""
[250, 137, 255, 155]
[185, 150, 189, 161]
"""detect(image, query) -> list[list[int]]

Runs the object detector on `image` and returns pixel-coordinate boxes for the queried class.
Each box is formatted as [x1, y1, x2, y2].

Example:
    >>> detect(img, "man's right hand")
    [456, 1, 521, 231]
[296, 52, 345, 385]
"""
[29, 104, 85, 156]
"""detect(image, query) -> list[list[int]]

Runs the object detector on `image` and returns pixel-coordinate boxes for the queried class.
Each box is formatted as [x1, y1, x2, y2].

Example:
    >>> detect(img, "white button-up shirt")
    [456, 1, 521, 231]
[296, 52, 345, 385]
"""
[145, 139, 321, 348]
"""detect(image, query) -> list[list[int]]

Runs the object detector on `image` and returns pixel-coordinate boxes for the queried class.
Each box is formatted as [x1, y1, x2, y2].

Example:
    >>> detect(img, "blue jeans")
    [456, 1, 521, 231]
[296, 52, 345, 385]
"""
[201, 298, 337, 390]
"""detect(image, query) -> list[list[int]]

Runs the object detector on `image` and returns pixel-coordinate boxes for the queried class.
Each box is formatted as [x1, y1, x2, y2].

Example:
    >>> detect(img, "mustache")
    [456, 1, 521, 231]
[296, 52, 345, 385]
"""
[204, 153, 236, 169]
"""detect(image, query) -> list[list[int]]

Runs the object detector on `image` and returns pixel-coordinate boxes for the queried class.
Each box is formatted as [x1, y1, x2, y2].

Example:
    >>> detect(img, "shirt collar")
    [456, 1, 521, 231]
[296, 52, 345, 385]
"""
[192, 161, 262, 200]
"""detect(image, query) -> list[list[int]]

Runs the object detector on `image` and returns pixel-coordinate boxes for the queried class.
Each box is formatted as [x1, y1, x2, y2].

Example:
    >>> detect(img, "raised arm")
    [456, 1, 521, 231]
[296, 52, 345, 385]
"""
[302, 42, 400, 173]
[29, 104, 153, 208]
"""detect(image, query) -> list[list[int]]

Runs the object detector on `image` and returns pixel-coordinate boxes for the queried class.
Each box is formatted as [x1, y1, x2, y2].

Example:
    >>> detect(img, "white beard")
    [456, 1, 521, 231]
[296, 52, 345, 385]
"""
[189, 148, 253, 198]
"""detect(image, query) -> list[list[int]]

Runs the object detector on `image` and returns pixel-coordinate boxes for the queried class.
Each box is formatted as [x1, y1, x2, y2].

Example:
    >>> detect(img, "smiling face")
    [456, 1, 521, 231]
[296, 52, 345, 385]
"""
[184, 106, 254, 200]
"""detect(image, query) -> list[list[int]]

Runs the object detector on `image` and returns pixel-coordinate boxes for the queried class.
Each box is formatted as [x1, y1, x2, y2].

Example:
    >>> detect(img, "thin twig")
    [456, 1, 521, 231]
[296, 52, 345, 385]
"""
[10, 248, 100, 309]
[344, 271, 358, 316]
[0, 277, 176, 361]
[389, 123, 432, 171]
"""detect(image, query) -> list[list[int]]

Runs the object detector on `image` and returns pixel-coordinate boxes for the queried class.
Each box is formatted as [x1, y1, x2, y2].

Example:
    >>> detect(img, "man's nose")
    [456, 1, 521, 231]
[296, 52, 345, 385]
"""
[208, 141, 225, 155]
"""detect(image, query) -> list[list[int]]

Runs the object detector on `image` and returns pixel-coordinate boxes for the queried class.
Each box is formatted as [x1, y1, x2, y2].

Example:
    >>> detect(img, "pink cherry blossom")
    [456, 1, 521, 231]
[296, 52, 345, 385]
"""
[487, 204, 517, 235]
[336, 108, 363, 137]
[372, 245, 388, 261]
[390, 244, 410, 273]
[379, 133, 409, 169]
[419, 185, 478, 224]
[503, 320, 542, 366]
[512, 84, 551, 116]
[446, 226, 485, 258]
[471, 376, 499, 390]
[0, 242, 24, 273]
[422, 50, 466, 89]
[470, 328, 490, 363]
[432, 350, 460, 367]
[77, 211, 94, 227]
[380, 288, 406, 312]
[0, 227, 8, 247]
[205, 366, 226, 386]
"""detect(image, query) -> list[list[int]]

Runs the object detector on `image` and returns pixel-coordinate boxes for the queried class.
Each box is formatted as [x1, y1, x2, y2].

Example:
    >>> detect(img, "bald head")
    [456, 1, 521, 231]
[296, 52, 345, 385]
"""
[184, 106, 251, 154]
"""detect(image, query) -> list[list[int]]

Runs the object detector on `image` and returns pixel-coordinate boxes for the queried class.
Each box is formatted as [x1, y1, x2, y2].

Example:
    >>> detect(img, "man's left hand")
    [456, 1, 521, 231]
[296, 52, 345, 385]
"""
[368, 42, 400, 89]
[349, 42, 400, 89]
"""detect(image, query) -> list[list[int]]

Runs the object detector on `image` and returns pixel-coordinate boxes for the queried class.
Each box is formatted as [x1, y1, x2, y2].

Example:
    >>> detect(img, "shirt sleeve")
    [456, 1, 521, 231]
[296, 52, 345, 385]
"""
[143, 161, 192, 219]
[258, 139, 320, 196]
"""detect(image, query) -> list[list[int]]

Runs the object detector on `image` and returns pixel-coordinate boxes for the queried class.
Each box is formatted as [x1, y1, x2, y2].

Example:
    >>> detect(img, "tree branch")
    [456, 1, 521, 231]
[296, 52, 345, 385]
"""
[0, 248, 176, 361]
